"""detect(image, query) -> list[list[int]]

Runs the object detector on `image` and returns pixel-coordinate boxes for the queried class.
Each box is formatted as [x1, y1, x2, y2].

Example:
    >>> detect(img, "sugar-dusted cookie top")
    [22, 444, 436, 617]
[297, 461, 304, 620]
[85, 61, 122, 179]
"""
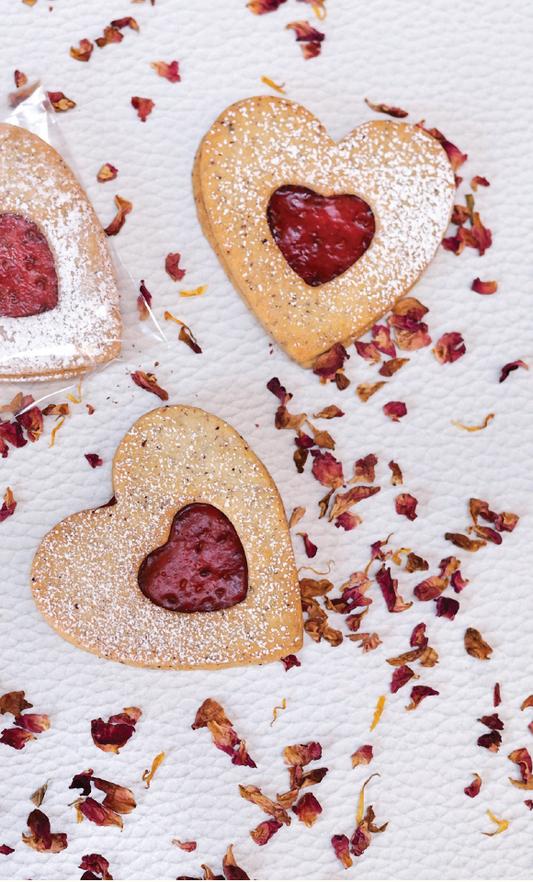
[195, 96, 456, 368]
[0, 123, 121, 380]
[31, 405, 303, 670]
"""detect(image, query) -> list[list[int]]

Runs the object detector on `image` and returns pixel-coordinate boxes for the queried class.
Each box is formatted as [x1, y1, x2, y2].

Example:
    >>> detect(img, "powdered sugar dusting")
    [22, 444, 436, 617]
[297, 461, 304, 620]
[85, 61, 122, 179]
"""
[0, 123, 121, 379]
[198, 97, 455, 366]
[31, 405, 302, 670]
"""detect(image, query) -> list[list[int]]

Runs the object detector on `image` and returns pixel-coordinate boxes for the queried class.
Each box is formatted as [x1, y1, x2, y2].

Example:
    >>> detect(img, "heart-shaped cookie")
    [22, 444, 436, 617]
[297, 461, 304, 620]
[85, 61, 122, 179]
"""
[194, 97, 456, 368]
[31, 405, 303, 670]
[0, 123, 121, 380]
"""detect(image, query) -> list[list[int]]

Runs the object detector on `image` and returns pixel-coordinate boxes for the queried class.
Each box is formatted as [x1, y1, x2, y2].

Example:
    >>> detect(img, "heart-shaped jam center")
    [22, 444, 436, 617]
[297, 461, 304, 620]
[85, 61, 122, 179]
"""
[0, 213, 59, 318]
[138, 503, 248, 613]
[267, 185, 375, 287]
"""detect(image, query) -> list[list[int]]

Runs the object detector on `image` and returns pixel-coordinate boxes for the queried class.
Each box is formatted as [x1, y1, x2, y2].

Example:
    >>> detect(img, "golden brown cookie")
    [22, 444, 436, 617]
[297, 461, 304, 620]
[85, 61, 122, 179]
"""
[0, 123, 121, 381]
[31, 405, 303, 670]
[194, 96, 456, 368]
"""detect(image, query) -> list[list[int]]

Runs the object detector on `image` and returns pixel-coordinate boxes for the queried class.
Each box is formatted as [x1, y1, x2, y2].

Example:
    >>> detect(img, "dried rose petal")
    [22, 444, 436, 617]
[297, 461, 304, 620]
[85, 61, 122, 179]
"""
[79, 854, 112, 880]
[288, 506, 306, 528]
[354, 340, 381, 363]
[85, 454, 103, 469]
[372, 324, 396, 358]
[297, 532, 317, 558]
[383, 401, 407, 421]
[450, 570, 468, 593]
[464, 627, 493, 660]
[292, 793, 322, 827]
[478, 714, 504, 731]
[379, 357, 409, 377]
[493, 683, 502, 707]
[286, 20, 325, 41]
[445, 532, 486, 552]
[471, 176, 489, 190]
[173, 841, 197, 853]
[250, 819, 282, 845]
[433, 332, 466, 364]
[13, 713, 49, 733]
[351, 805, 387, 856]
[364, 99, 408, 118]
[14, 70, 27, 87]
[313, 405, 344, 419]
[239, 785, 291, 826]
[306, 422, 335, 449]
[471, 525, 503, 545]
[131, 97, 154, 122]
[410, 623, 428, 649]
[451, 204, 471, 225]
[0, 845, 14, 855]
[416, 124, 467, 171]
[405, 685, 439, 711]
[130, 370, 168, 401]
[331, 834, 353, 869]
[222, 844, 249, 880]
[91, 708, 141, 754]
[351, 745, 373, 768]
[390, 665, 417, 693]
[22, 810, 67, 853]
[395, 493, 418, 521]
[349, 454, 377, 484]
[193, 699, 233, 730]
[329, 486, 380, 522]
[406, 554, 429, 573]
[385, 461, 403, 487]
[310, 450, 344, 488]
[104, 195, 132, 236]
[438, 556, 460, 578]
[356, 381, 386, 402]
[464, 773, 482, 798]
[165, 252, 186, 281]
[349, 632, 382, 652]
[499, 360, 529, 382]
[472, 278, 497, 295]
[335, 512, 362, 531]
[0, 488, 17, 523]
[97, 163, 118, 183]
[247, 0, 287, 11]
[283, 742, 322, 766]
[435, 596, 460, 620]
[47, 91, 76, 112]
[110, 16, 139, 29]
[494, 511, 519, 533]
[0, 691, 32, 715]
[376, 565, 412, 613]
[280, 655, 301, 671]
[472, 212, 492, 255]
[136, 280, 153, 321]
[95, 26, 123, 48]
[313, 343, 349, 381]
[478, 731, 502, 753]
[509, 748, 533, 789]
[70, 39, 94, 62]
[151, 60, 181, 82]
[79, 797, 123, 829]
[0, 728, 35, 749]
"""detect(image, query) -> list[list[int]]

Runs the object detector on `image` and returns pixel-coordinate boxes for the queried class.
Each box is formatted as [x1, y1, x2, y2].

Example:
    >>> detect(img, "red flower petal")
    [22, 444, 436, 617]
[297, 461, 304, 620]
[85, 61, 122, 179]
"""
[354, 340, 381, 363]
[0, 488, 17, 523]
[79, 854, 112, 880]
[286, 20, 325, 41]
[405, 686, 439, 711]
[376, 565, 412, 613]
[97, 163, 118, 183]
[499, 360, 529, 382]
[247, 0, 287, 12]
[364, 99, 408, 118]
[137, 280, 152, 320]
[250, 819, 282, 845]
[104, 195, 132, 236]
[22, 810, 67, 853]
[79, 797, 123, 829]
[131, 96, 154, 122]
[0, 844, 14, 855]
[331, 834, 353, 869]
[165, 252, 186, 281]
[395, 493, 418, 521]
[310, 449, 344, 488]
[383, 401, 407, 421]
[0, 728, 35, 749]
[334, 511, 361, 531]
[472, 278, 497, 295]
[477, 730, 501, 753]
[372, 324, 396, 358]
[151, 61, 181, 82]
[90, 719, 136, 754]
[434, 596, 460, 620]
[313, 343, 349, 381]
[280, 654, 301, 671]
[130, 370, 169, 401]
[13, 713, 49, 733]
[292, 792, 322, 827]
[464, 773, 482, 798]
[350, 454, 377, 484]
[390, 665, 417, 693]
[70, 39, 94, 62]
[85, 454, 103, 469]
[472, 212, 492, 255]
[433, 332, 466, 364]
[471, 176, 490, 190]
[351, 745, 373, 767]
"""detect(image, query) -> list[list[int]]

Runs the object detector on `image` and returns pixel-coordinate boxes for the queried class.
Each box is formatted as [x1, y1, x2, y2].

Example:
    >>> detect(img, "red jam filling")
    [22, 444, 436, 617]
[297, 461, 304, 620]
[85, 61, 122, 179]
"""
[138, 503, 248, 613]
[0, 213, 59, 318]
[266, 185, 375, 287]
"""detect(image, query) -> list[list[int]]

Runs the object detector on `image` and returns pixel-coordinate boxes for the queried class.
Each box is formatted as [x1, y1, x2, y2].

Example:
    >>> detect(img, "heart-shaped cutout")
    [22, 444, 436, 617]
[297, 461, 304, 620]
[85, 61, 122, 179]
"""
[0, 213, 59, 317]
[0, 122, 121, 380]
[194, 97, 456, 368]
[31, 406, 302, 670]
[266, 185, 375, 287]
[138, 502, 248, 612]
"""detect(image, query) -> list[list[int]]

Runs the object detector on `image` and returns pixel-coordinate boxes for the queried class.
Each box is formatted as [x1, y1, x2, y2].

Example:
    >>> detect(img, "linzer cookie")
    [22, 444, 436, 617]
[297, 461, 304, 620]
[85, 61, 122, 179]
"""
[0, 123, 121, 380]
[31, 405, 303, 670]
[194, 96, 456, 368]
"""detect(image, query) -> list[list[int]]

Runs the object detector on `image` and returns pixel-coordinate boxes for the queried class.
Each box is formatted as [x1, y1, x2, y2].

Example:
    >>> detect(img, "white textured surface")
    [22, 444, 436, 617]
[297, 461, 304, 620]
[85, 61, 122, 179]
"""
[1, 1, 532, 880]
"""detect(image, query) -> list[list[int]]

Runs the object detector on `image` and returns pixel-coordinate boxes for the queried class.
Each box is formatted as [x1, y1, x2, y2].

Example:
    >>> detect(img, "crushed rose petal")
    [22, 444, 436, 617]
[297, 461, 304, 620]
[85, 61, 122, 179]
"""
[472, 278, 497, 295]
[0, 487, 17, 523]
[354, 340, 381, 363]
[405, 685, 439, 711]
[331, 834, 353, 869]
[383, 401, 407, 421]
[356, 381, 386, 403]
[364, 99, 408, 118]
[104, 195, 132, 236]
[390, 665, 418, 693]
[247, 0, 287, 12]
[70, 39, 94, 62]
[137, 280, 152, 320]
[499, 360, 529, 382]
[464, 774, 482, 798]
[433, 332, 466, 364]
[131, 96, 154, 122]
[97, 163, 118, 183]
[313, 343, 349, 381]
[395, 493, 418, 521]
[376, 565, 412, 613]
[280, 654, 301, 671]
[435, 596, 460, 620]
[464, 627, 493, 660]
[22, 810, 67, 853]
[79, 853, 113, 880]
[47, 91, 76, 112]
[151, 61, 180, 82]
[292, 793, 322, 827]
[130, 370, 169, 401]
[335, 512, 362, 531]
[85, 454, 103, 469]
[91, 707, 141, 754]
[379, 357, 409, 377]
[165, 252, 186, 281]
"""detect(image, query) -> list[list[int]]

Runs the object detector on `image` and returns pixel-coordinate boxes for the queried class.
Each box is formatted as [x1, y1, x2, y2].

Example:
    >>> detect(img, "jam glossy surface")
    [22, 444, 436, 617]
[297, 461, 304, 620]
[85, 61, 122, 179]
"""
[138, 503, 248, 613]
[0, 213, 59, 318]
[266, 185, 375, 287]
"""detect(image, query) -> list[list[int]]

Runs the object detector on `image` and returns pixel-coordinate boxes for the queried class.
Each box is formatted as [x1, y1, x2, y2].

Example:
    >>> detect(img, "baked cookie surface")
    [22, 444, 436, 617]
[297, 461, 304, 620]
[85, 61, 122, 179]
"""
[31, 405, 303, 670]
[0, 122, 121, 380]
[194, 96, 456, 368]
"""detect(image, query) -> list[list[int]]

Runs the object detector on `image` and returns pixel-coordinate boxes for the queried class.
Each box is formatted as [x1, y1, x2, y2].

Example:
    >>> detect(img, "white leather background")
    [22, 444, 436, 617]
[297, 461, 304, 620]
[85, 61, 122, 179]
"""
[1, 0, 533, 879]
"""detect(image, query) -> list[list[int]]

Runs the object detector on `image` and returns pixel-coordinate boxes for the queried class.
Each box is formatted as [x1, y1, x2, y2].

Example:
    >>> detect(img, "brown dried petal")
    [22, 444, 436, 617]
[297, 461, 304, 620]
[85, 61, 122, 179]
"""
[356, 381, 386, 402]
[192, 699, 232, 730]
[70, 39, 94, 62]
[395, 493, 418, 520]
[130, 370, 169, 401]
[283, 742, 322, 766]
[313, 343, 349, 380]
[354, 340, 381, 363]
[379, 357, 409, 377]
[349, 632, 382, 652]
[104, 195, 132, 236]
[313, 405, 344, 419]
[238, 785, 291, 826]
[445, 532, 486, 552]
[247, 0, 287, 12]
[509, 748, 533, 788]
[335, 512, 362, 531]
[91, 778, 136, 814]
[310, 450, 344, 488]
[47, 91, 76, 112]
[165, 252, 186, 281]
[0, 691, 32, 716]
[405, 553, 428, 573]
[249, 819, 282, 845]
[97, 163, 118, 183]
[328, 486, 380, 521]
[286, 20, 325, 41]
[464, 627, 493, 660]
[95, 26, 123, 48]
[222, 844, 249, 880]
[414, 576, 448, 602]
[364, 99, 408, 118]
[464, 774, 482, 798]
